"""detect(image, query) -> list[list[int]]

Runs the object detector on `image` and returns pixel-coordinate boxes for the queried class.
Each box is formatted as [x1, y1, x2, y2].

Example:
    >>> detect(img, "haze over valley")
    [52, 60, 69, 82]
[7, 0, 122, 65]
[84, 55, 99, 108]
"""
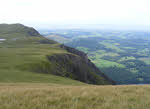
[1, 0, 150, 108]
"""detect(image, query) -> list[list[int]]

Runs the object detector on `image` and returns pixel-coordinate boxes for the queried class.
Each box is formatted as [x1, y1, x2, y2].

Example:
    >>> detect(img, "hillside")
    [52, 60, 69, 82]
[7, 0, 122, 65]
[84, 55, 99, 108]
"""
[0, 24, 114, 85]
[44, 29, 150, 84]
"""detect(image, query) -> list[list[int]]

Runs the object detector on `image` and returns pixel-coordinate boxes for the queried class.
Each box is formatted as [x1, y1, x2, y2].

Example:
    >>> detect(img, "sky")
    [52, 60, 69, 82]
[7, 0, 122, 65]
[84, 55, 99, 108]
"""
[0, 0, 150, 29]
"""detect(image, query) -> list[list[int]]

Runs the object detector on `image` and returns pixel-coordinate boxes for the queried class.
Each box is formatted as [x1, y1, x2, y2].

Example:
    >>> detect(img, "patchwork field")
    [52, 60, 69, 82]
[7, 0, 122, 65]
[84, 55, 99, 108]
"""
[44, 29, 150, 84]
[0, 83, 150, 109]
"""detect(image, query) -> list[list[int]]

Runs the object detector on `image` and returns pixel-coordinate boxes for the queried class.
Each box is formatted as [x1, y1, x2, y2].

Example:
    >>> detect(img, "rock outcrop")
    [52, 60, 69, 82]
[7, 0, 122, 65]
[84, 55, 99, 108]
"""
[44, 45, 116, 85]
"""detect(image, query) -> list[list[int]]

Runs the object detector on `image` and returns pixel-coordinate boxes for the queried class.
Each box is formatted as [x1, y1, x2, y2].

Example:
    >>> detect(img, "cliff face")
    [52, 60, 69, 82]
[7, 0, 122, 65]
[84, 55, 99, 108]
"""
[60, 44, 89, 63]
[45, 45, 115, 85]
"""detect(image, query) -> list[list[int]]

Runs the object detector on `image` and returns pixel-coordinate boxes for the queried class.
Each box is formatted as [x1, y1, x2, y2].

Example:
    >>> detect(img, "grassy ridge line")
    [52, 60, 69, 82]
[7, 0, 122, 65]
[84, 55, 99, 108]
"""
[0, 24, 114, 85]
[0, 84, 150, 109]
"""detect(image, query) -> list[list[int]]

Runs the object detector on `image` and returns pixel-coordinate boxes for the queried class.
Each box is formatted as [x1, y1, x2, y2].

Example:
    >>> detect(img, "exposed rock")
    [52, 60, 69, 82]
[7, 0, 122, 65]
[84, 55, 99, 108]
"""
[59, 45, 116, 85]
[60, 44, 89, 63]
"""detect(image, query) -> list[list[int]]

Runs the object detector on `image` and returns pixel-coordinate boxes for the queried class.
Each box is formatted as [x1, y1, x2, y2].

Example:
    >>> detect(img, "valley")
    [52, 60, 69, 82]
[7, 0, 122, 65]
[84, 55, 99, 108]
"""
[44, 29, 150, 84]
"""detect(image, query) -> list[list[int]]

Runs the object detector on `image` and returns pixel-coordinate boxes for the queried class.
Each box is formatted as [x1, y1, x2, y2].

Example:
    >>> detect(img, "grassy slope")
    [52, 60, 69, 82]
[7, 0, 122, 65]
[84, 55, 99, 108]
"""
[0, 83, 150, 109]
[0, 42, 85, 85]
[0, 24, 85, 85]
[0, 24, 113, 85]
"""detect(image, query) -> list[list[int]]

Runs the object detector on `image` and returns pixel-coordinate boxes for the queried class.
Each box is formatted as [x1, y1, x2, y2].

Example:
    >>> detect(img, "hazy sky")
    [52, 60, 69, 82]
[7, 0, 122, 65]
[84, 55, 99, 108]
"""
[0, 0, 150, 28]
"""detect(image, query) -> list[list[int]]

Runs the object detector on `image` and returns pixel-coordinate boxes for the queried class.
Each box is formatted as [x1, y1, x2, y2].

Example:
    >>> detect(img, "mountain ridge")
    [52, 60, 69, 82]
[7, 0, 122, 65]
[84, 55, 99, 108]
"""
[0, 23, 115, 85]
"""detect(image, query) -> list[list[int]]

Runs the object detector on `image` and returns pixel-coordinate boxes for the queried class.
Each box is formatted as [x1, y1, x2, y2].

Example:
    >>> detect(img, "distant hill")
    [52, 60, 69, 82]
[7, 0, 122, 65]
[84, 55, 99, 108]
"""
[45, 34, 71, 43]
[0, 23, 40, 36]
[0, 24, 115, 85]
[44, 29, 150, 84]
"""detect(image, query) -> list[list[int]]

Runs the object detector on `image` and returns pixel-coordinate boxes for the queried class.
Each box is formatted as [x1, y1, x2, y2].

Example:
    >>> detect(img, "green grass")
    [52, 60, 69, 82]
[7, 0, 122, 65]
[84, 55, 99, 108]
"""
[0, 70, 85, 85]
[118, 56, 136, 62]
[0, 41, 88, 85]
[0, 41, 84, 85]
[88, 50, 124, 68]
[92, 59, 125, 68]
[139, 58, 150, 65]
[99, 41, 124, 52]
[122, 47, 136, 50]
[0, 84, 150, 109]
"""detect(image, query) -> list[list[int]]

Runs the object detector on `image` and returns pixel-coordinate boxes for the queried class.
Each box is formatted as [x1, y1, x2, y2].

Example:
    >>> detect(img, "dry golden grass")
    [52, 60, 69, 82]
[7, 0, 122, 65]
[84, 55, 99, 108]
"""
[0, 83, 150, 109]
